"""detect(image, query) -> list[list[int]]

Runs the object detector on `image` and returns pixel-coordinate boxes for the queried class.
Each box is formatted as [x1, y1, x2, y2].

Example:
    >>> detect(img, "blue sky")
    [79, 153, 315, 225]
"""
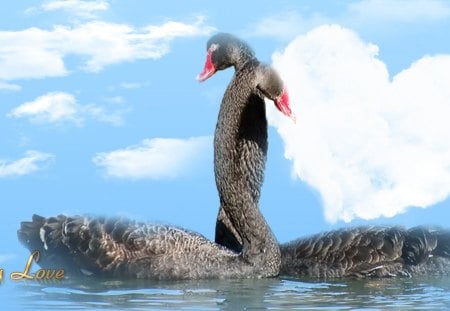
[1, 0, 450, 273]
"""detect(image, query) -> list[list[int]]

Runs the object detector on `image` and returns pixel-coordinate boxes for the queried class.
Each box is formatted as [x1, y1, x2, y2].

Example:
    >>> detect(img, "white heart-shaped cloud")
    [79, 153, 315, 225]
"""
[268, 24, 450, 223]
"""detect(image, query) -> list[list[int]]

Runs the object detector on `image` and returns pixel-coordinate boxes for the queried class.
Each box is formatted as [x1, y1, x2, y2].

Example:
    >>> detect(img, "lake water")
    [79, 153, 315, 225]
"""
[3, 275, 450, 310]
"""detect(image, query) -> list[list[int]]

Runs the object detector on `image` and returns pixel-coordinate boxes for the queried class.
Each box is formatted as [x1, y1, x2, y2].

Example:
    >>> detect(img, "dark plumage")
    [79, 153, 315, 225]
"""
[18, 214, 258, 279]
[209, 34, 450, 279]
[17, 33, 288, 280]
[203, 33, 289, 272]
[200, 34, 291, 263]
[280, 226, 450, 278]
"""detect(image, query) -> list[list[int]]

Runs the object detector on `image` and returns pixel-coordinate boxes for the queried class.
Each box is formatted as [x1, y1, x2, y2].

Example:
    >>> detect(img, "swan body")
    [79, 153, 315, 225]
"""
[280, 226, 450, 278]
[17, 33, 292, 280]
[18, 214, 254, 279]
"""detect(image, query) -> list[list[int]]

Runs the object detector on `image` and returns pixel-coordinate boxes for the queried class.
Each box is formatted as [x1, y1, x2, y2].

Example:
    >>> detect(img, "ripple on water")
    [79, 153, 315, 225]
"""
[9, 276, 450, 311]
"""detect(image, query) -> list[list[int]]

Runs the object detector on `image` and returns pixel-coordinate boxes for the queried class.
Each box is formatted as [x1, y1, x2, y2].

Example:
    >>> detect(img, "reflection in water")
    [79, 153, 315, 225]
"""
[11, 276, 450, 310]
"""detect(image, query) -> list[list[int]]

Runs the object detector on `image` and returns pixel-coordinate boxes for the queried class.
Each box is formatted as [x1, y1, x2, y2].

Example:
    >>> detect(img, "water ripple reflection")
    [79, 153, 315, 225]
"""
[11, 276, 450, 310]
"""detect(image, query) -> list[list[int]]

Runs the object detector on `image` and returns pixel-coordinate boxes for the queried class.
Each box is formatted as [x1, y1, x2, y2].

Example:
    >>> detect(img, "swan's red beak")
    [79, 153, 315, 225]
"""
[275, 88, 296, 122]
[196, 49, 216, 82]
[197, 49, 216, 82]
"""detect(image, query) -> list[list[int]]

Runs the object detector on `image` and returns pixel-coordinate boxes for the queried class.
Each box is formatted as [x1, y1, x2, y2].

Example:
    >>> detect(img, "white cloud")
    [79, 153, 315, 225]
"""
[269, 25, 450, 223]
[0, 27, 68, 80]
[0, 81, 21, 91]
[0, 17, 214, 81]
[93, 136, 212, 180]
[249, 0, 450, 39]
[0, 151, 54, 177]
[82, 102, 127, 126]
[348, 0, 450, 22]
[8, 91, 127, 126]
[8, 92, 80, 124]
[104, 96, 125, 104]
[41, 0, 109, 18]
[247, 11, 327, 41]
[119, 81, 148, 89]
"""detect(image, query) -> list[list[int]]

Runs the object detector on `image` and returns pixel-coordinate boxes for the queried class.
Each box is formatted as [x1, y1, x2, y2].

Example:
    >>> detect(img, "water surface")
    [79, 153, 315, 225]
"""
[4, 276, 450, 310]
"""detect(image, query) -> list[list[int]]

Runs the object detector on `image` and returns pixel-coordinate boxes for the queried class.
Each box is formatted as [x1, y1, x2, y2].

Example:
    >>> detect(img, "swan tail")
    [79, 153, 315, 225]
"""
[18, 214, 77, 272]
[280, 226, 450, 278]
[17, 214, 126, 276]
[401, 226, 450, 265]
[18, 214, 72, 255]
[432, 228, 450, 258]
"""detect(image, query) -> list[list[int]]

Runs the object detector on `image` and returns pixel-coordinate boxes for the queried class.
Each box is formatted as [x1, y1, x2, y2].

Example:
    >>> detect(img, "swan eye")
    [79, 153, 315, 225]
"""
[209, 43, 219, 52]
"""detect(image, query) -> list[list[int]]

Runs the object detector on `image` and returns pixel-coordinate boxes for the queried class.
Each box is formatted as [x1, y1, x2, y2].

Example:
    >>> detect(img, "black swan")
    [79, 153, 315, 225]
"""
[197, 33, 293, 264]
[202, 33, 450, 278]
[16, 34, 293, 281]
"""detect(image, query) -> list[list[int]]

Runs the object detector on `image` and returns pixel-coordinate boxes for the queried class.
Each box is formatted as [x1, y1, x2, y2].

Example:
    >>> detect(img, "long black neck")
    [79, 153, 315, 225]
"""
[214, 61, 280, 275]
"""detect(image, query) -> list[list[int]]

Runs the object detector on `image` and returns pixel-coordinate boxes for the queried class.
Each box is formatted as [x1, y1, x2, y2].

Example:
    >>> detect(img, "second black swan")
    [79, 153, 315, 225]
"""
[202, 33, 450, 278]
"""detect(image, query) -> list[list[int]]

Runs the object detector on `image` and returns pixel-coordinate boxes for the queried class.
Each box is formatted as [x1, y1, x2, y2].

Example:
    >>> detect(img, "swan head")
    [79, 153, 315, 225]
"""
[196, 33, 255, 82]
[197, 33, 295, 122]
